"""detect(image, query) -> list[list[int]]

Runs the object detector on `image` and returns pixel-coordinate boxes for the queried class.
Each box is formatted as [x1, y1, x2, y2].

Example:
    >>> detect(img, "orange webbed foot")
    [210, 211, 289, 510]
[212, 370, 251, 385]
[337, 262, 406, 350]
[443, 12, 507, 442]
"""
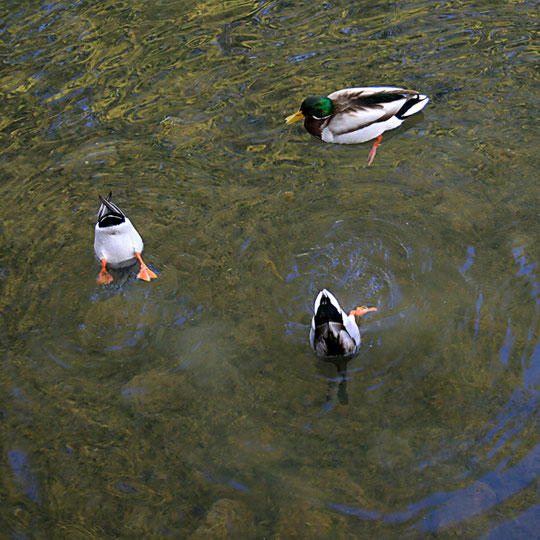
[135, 252, 157, 281]
[97, 259, 113, 284]
[97, 271, 113, 284]
[349, 306, 378, 318]
[137, 265, 158, 281]
[367, 135, 383, 166]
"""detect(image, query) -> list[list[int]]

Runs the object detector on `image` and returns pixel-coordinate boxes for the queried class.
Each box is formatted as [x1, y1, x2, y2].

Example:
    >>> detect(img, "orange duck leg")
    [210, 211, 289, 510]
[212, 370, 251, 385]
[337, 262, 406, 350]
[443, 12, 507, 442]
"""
[135, 252, 157, 281]
[97, 258, 113, 284]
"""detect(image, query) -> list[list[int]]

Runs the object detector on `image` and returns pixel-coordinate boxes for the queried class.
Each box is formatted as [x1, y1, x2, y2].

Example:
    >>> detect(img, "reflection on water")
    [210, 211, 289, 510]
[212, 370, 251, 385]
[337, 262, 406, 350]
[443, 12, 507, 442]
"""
[1, 0, 539, 537]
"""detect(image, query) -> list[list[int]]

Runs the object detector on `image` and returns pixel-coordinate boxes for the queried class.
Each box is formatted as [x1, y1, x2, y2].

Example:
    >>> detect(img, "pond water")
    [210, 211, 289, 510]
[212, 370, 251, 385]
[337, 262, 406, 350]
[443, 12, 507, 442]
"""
[1, 0, 539, 537]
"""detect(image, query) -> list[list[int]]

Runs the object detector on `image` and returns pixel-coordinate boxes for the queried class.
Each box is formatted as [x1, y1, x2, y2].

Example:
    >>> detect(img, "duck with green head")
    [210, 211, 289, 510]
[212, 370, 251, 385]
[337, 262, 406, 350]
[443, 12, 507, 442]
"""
[285, 86, 429, 165]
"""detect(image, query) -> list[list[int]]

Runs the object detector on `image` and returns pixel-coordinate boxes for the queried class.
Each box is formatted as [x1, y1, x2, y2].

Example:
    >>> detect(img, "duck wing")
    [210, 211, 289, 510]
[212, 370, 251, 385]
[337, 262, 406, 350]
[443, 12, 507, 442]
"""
[313, 321, 358, 357]
[327, 87, 423, 136]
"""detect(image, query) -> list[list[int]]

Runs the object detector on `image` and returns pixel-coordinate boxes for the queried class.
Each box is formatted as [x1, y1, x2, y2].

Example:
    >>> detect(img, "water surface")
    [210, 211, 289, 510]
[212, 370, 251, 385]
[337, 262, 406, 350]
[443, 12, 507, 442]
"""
[1, 0, 539, 537]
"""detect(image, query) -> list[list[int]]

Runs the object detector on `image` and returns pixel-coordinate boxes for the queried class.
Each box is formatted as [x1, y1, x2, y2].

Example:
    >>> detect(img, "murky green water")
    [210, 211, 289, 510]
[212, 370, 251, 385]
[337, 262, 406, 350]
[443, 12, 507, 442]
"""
[1, 0, 539, 537]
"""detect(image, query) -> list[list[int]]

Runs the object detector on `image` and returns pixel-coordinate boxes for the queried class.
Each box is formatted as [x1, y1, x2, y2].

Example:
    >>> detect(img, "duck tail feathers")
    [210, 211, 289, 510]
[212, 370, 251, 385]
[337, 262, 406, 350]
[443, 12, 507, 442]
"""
[396, 94, 430, 119]
[98, 193, 125, 220]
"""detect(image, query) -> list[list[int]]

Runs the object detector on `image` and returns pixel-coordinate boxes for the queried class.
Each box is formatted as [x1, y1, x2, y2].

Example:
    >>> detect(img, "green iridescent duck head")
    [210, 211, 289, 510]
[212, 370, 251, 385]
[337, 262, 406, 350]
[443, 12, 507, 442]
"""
[285, 96, 334, 123]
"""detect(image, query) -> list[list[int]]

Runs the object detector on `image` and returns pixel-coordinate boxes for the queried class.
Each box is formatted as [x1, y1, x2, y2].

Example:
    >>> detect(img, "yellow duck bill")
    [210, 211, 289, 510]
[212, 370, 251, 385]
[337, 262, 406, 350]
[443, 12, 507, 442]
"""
[285, 110, 305, 124]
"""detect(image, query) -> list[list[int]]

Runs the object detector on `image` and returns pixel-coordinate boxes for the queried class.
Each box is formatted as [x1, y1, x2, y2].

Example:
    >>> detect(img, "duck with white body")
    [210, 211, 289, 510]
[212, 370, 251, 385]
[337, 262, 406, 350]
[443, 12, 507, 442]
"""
[286, 86, 430, 165]
[93, 192, 157, 284]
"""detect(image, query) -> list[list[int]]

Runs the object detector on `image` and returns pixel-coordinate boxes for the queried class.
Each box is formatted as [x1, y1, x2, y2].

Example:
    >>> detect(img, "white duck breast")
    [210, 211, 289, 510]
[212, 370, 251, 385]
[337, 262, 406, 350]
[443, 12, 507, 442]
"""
[309, 289, 361, 357]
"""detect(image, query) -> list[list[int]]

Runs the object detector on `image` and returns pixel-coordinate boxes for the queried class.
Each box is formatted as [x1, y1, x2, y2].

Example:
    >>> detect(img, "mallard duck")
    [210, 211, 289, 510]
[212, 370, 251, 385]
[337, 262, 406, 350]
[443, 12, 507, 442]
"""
[285, 86, 429, 165]
[93, 192, 157, 284]
[309, 289, 377, 357]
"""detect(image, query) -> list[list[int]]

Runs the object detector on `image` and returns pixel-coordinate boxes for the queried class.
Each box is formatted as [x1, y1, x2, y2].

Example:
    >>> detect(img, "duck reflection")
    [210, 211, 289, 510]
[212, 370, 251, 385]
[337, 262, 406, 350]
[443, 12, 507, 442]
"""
[318, 355, 352, 406]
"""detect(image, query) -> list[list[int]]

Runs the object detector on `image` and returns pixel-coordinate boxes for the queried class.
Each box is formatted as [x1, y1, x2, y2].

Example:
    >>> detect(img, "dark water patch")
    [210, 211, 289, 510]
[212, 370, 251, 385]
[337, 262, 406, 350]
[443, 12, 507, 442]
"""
[0, 0, 538, 536]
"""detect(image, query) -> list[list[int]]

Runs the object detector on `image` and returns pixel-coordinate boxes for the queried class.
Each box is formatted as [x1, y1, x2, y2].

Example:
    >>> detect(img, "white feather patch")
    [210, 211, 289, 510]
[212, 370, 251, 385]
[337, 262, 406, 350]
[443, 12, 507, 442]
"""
[323, 116, 403, 144]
